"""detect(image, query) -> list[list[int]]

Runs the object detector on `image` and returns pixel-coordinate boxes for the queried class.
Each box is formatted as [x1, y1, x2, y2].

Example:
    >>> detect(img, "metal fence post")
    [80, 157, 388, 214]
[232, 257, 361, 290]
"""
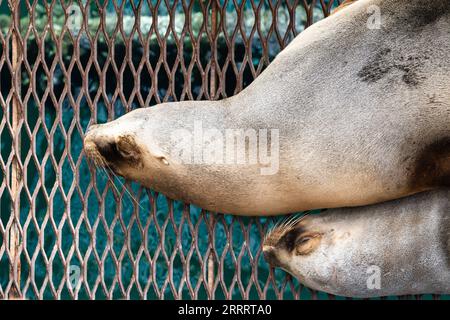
[206, 0, 219, 299]
[8, 0, 22, 299]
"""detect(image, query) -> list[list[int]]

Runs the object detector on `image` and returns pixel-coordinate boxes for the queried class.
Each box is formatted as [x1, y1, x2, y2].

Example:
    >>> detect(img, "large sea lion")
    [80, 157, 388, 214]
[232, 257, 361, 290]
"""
[262, 189, 450, 297]
[84, 0, 450, 215]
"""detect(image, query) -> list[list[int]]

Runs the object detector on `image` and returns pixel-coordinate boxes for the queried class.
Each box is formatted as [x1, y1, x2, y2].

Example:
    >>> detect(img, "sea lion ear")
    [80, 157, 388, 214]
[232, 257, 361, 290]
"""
[117, 135, 140, 160]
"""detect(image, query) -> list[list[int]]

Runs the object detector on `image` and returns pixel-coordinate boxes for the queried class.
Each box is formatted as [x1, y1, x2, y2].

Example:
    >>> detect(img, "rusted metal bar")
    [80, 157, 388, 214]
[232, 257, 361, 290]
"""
[8, 0, 22, 299]
[206, 0, 218, 299]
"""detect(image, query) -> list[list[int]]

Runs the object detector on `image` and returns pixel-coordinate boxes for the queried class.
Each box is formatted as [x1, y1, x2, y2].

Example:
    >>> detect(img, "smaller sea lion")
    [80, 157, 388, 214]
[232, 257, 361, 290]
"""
[263, 190, 450, 297]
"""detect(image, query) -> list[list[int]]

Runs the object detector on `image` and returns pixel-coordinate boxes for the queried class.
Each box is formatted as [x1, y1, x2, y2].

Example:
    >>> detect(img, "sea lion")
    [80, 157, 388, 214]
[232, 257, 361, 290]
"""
[263, 189, 450, 297]
[84, 0, 450, 215]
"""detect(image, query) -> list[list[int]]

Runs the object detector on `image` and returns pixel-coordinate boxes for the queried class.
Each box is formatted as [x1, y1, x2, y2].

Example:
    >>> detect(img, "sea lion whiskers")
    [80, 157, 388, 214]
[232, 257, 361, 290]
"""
[87, 156, 123, 199]
[280, 212, 310, 231]
[103, 165, 144, 211]
[103, 163, 145, 211]
[102, 166, 124, 200]
[86, 153, 145, 211]
[266, 213, 302, 238]
[264, 212, 310, 246]
[264, 216, 288, 242]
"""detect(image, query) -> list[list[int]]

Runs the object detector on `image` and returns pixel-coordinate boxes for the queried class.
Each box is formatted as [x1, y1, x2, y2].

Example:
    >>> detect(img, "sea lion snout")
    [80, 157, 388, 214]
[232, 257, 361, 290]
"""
[262, 246, 281, 267]
[84, 131, 117, 166]
[84, 124, 142, 171]
[94, 138, 120, 164]
[84, 130, 102, 163]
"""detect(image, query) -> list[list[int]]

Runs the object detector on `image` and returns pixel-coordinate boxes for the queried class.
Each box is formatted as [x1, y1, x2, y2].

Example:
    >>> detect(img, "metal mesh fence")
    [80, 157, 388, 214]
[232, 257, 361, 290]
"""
[0, 0, 444, 300]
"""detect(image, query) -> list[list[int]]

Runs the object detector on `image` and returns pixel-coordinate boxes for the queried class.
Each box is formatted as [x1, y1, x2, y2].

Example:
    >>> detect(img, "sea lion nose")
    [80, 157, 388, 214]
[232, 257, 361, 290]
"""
[83, 131, 96, 153]
[263, 246, 280, 267]
[83, 128, 118, 163]
[95, 139, 118, 162]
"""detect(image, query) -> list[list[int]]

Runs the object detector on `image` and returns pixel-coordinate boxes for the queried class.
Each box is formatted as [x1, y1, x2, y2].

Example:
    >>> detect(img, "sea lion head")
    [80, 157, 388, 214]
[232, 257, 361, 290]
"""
[263, 213, 357, 295]
[263, 215, 342, 290]
[83, 108, 171, 184]
[83, 102, 228, 204]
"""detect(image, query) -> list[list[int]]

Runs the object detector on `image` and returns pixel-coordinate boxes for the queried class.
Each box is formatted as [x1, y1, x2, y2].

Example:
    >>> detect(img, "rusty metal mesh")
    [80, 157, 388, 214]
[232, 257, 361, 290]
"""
[0, 0, 442, 300]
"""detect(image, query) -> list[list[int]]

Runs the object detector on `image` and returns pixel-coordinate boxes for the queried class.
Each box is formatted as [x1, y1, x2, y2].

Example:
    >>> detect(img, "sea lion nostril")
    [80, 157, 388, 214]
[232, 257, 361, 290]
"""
[263, 246, 279, 267]
[95, 139, 118, 163]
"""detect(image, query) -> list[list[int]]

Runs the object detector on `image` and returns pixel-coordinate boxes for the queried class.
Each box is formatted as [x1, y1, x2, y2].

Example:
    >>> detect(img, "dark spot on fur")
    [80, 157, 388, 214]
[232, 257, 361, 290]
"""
[409, 3, 450, 29]
[357, 48, 429, 87]
[357, 48, 392, 83]
[410, 138, 450, 190]
[399, 64, 425, 87]
[428, 94, 438, 104]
